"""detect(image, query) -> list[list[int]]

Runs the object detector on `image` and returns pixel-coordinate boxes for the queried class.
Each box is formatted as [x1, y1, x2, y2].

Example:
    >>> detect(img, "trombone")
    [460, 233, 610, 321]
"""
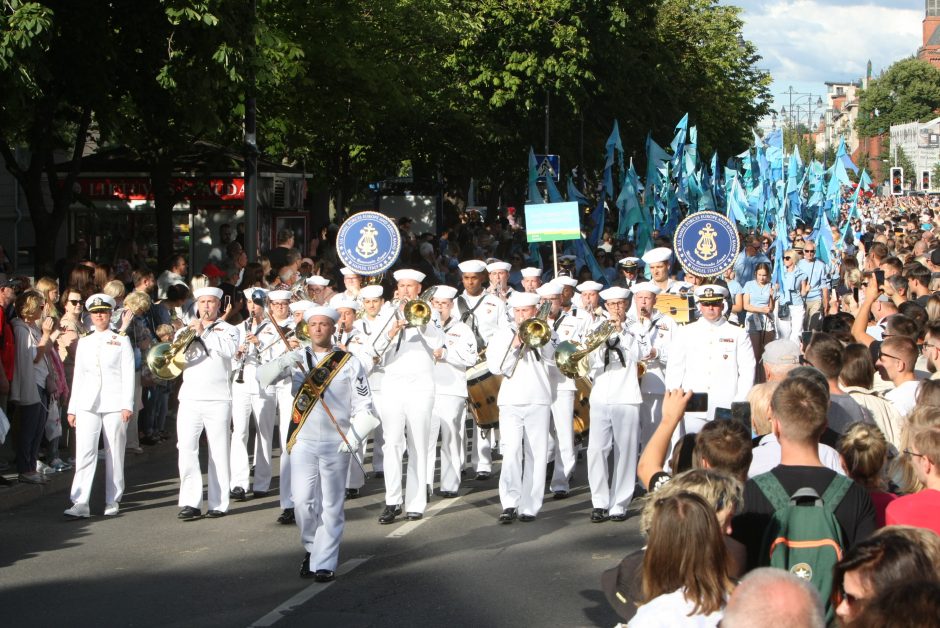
[372, 287, 437, 359]
[499, 300, 552, 377]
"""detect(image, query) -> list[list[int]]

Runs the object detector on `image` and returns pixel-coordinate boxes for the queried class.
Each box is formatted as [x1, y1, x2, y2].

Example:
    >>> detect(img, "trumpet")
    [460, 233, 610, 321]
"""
[500, 300, 552, 377]
[555, 320, 618, 379]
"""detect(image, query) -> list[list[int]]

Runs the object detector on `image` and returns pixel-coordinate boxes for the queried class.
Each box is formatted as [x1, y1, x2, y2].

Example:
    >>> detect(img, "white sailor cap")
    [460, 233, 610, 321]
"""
[536, 283, 563, 297]
[393, 269, 426, 283]
[599, 287, 631, 301]
[576, 281, 603, 293]
[618, 256, 641, 268]
[304, 306, 339, 322]
[641, 248, 672, 265]
[631, 282, 661, 295]
[289, 301, 313, 314]
[193, 287, 224, 300]
[339, 267, 360, 277]
[508, 292, 541, 308]
[457, 259, 487, 274]
[433, 285, 458, 299]
[305, 275, 330, 287]
[521, 267, 542, 278]
[486, 261, 511, 272]
[244, 287, 268, 300]
[267, 289, 291, 302]
[330, 295, 360, 311]
[554, 276, 578, 288]
[694, 284, 728, 303]
[359, 285, 384, 299]
[85, 293, 116, 312]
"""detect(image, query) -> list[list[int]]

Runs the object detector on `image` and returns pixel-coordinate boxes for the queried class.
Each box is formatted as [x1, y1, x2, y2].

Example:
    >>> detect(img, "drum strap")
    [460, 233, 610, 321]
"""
[287, 350, 351, 453]
[458, 295, 486, 349]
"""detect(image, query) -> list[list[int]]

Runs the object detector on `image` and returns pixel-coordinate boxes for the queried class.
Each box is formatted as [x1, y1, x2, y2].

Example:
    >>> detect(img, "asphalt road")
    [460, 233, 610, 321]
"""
[0, 437, 642, 627]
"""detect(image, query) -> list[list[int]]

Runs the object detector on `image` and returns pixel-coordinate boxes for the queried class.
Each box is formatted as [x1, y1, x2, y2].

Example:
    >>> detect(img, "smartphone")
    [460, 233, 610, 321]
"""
[223, 295, 231, 311]
[874, 269, 885, 287]
[731, 401, 752, 432]
[801, 330, 814, 348]
[714, 407, 732, 421]
[686, 392, 709, 413]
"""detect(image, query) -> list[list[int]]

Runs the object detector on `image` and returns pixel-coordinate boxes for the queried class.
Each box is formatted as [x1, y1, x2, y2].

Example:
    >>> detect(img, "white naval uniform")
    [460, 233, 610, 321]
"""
[67, 329, 135, 508]
[230, 318, 278, 494]
[334, 325, 368, 491]
[629, 311, 677, 450]
[264, 317, 297, 510]
[353, 316, 385, 474]
[288, 349, 375, 573]
[457, 291, 509, 474]
[486, 326, 556, 517]
[548, 311, 586, 493]
[664, 315, 755, 439]
[370, 308, 444, 514]
[586, 323, 645, 517]
[427, 318, 477, 493]
[176, 320, 239, 513]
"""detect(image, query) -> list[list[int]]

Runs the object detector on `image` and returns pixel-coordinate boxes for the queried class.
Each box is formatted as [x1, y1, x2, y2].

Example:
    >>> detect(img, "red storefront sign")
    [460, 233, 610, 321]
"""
[76, 177, 245, 201]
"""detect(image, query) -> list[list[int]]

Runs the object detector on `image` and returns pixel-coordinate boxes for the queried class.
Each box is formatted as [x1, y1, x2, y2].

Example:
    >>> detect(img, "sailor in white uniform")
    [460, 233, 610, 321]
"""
[305, 275, 333, 305]
[487, 291, 557, 523]
[486, 260, 512, 301]
[63, 294, 135, 519]
[288, 306, 378, 582]
[572, 280, 606, 323]
[426, 286, 478, 497]
[370, 269, 444, 523]
[175, 287, 240, 520]
[520, 267, 543, 293]
[586, 287, 647, 523]
[331, 296, 369, 497]
[353, 284, 387, 478]
[627, 282, 678, 451]
[328, 267, 363, 308]
[665, 284, 756, 440]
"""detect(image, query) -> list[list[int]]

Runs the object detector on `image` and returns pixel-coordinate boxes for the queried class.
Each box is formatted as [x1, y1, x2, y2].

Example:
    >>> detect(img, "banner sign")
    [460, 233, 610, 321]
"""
[525, 201, 581, 243]
[336, 211, 402, 275]
[673, 211, 740, 277]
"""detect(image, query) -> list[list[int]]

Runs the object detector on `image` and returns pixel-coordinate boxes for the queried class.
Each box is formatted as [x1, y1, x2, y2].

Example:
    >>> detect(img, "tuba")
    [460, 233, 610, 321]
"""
[146, 327, 199, 380]
[555, 321, 618, 379]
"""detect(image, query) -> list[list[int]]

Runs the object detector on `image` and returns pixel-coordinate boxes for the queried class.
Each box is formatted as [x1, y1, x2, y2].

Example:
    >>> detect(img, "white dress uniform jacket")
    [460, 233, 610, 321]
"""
[67, 329, 135, 415]
[486, 327, 556, 406]
[629, 312, 677, 396]
[456, 292, 508, 343]
[664, 316, 755, 421]
[177, 320, 239, 401]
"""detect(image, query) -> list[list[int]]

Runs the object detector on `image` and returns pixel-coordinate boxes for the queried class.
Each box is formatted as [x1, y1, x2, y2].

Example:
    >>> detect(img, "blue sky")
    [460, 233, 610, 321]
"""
[721, 0, 925, 125]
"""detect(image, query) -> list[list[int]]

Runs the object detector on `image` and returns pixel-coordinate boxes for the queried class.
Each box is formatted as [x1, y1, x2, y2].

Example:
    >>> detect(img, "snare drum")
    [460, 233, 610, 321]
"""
[467, 363, 501, 428]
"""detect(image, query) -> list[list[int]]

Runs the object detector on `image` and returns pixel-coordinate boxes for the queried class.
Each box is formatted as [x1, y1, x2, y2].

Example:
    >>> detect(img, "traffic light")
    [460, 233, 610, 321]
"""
[891, 167, 904, 196]
[922, 170, 932, 192]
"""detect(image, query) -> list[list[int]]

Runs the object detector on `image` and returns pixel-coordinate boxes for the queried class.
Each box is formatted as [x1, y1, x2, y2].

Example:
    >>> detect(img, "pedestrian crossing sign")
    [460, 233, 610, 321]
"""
[535, 154, 560, 182]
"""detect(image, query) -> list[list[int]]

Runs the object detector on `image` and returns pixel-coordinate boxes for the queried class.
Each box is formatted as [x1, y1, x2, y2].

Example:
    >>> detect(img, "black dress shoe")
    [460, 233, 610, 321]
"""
[277, 508, 295, 525]
[609, 512, 628, 522]
[372, 471, 384, 479]
[314, 569, 335, 583]
[230, 487, 247, 501]
[518, 514, 536, 522]
[405, 512, 423, 521]
[378, 504, 402, 524]
[475, 471, 491, 481]
[177, 506, 201, 521]
[252, 489, 269, 498]
[300, 552, 313, 578]
[591, 508, 609, 523]
[552, 490, 569, 500]
[206, 509, 226, 518]
[345, 488, 360, 499]
[498, 508, 517, 524]
[439, 491, 458, 498]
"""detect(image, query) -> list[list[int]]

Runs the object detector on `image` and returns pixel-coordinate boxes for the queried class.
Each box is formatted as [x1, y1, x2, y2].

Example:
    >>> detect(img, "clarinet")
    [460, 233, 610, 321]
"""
[235, 319, 251, 384]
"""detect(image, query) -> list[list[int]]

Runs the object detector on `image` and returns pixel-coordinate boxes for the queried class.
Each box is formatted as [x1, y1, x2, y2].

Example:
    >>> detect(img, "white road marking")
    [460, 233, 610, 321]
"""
[386, 495, 463, 538]
[247, 556, 372, 627]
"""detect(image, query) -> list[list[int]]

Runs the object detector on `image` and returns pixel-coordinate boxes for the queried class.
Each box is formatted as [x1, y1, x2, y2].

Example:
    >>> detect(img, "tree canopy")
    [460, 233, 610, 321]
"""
[857, 57, 940, 138]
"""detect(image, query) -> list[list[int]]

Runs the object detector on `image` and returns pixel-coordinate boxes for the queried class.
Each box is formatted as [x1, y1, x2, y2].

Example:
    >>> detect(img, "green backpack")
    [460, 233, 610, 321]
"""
[753, 472, 854, 623]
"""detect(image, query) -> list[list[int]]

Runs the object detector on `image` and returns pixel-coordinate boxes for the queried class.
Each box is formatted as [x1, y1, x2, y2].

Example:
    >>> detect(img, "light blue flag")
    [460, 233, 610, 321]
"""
[604, 120, 624, 199]
[574, 237, 610, 287]
[544, 168, 564, 203]
[836, 136, 860, 175]
[588, 197, 605, 248]
[567, 176, 591, 208]
[671, 113, 689, 153]
[528, 148, 543, 204]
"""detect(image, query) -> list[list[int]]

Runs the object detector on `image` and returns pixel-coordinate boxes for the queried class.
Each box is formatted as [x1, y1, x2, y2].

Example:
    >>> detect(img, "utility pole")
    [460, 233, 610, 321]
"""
[244, 0, 259, 261]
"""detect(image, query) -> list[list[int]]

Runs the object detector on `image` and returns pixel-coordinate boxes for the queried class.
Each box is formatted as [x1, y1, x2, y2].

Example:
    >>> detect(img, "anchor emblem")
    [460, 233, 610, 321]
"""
[695, 223, 718, 261]
[356, 222, 379, 259]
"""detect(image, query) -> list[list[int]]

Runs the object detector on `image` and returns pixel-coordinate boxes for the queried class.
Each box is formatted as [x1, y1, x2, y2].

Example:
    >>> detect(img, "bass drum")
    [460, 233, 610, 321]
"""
[573, 377, 592, 444]
[467, 361, 501, 429]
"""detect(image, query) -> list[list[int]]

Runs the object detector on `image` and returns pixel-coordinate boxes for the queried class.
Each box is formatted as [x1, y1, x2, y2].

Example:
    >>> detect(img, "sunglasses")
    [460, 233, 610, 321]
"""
[68, 299, 82, 306]
[804, 249, 816, 253]
[783, 256, 791, 261]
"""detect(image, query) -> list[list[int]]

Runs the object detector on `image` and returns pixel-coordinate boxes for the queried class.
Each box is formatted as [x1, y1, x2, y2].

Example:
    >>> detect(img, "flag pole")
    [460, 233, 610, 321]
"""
[552, 241, 558, 277]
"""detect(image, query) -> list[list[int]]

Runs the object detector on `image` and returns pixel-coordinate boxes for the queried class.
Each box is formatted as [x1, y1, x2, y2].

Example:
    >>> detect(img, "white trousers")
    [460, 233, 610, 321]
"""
[549, 390, 576, 492]
[290, 439, 350, 572]
[70, 410, 127, 506]
[427, 395, 466, 493]
[370, 389, 385, 473]
[275, 383, 295, 509]
[231, 386, 276, 492]
[638, 393, 663, 453]
[378, 391, 433, 513]
[498, 404, 551, 517]
[177, 400, 231, 512]
[587, 403, 640, 515]
[775, 305, 805, 344]
[470, 423, 496, 472]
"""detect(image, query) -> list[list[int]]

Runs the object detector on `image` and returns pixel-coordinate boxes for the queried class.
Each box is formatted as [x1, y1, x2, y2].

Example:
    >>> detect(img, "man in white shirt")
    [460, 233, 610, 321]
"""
[877, 335, 922, 417]
[641, 248, 677, 294]
[520, 267, 543, 293]
[353, 284, 388, 479]
[487, 292, 557, 523]
[328, 268, 363, 308]
[573, 281, 606, 323]
[486, 260, 512, 301]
